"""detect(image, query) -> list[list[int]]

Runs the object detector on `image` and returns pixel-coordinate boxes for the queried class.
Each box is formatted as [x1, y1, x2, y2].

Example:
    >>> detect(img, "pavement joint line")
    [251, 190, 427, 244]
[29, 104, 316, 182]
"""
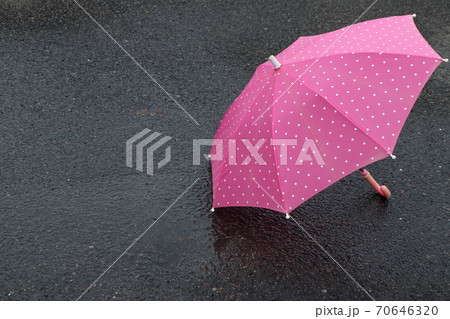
[251, 177, 376, 301]
[71, 0, 200, 126]
[76, 177, 200, 301]
[252, 0, 380, 125]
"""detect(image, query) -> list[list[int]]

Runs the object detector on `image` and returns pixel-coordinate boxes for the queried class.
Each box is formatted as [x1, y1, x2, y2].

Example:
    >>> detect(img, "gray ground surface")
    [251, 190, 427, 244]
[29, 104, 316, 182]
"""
[1, 0, 449, 300]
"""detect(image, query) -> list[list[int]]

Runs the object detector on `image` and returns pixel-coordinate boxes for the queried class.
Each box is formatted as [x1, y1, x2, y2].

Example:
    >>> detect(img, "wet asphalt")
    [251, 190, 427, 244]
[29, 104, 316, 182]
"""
[0, 0, 449, 300]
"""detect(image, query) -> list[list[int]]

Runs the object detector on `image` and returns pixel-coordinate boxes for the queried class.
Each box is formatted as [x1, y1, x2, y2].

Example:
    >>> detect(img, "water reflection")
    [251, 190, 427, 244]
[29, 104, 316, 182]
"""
[210, 206, 323, 273]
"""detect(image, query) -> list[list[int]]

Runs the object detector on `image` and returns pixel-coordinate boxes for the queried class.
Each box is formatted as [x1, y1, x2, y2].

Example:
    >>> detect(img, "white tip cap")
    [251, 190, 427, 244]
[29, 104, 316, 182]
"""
[285, 214, 291, 219]
[390, 154, 397, 160]
[210, 207, 215, 212]
[443, 58, 449, 62]
[412, 13, 416, 18]
[268, 55, 281, 70]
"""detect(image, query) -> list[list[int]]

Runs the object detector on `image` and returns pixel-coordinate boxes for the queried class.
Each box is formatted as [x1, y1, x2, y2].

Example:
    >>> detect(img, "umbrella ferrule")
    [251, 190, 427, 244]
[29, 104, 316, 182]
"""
[268, 55, 282, 70]
[285, 213, 291, 219]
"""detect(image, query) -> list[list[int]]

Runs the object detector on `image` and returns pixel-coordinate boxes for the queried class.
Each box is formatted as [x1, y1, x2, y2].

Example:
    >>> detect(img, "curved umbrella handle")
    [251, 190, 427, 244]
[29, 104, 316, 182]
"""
[360, 169, 391, 198]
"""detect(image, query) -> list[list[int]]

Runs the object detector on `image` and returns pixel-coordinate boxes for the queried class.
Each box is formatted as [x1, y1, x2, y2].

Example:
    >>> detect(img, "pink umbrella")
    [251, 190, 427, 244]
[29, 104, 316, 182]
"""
[210, 15, 445, 217]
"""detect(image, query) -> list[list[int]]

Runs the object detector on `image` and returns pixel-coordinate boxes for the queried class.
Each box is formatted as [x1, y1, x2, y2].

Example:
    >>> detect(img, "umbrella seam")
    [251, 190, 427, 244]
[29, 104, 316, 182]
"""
[275, 34, 325, 65]
[270, 75, 289, 212]
[282, 70, 391, 155]
[282, 51, 443, 68]
[212, 75, 276, 194]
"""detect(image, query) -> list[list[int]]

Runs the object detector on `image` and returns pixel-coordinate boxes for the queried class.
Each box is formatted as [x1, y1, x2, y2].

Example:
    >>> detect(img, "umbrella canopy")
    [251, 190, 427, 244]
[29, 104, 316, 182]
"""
[210, 15, 444, 215]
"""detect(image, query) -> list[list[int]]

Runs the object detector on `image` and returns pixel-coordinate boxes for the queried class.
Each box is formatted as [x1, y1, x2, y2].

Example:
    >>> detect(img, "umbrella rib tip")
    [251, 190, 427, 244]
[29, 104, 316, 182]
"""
[285, 213, 291, 219]
[210, 207, 215, 212]
[412, 13, 417, 18]
[443, 58, 449, 62]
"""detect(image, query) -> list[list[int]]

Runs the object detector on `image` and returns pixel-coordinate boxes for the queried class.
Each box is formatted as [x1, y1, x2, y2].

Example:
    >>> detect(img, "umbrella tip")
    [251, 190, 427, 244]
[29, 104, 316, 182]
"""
[210, 207, 215, 212]
[268, 55, 281, 70]
[285, 213, 291, 219]
[390, 154, 397, 160]
[443, 58, 449, 62]
[412, 13, 416, 18]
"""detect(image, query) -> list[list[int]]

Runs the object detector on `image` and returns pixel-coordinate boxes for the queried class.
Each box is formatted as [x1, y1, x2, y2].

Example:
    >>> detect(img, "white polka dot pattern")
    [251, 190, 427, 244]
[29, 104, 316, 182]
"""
[211, 15, 443, 214]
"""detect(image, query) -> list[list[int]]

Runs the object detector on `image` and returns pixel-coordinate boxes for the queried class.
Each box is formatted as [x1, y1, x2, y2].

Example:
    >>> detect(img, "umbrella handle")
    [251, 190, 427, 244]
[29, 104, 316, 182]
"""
[360, 169, 391, 198]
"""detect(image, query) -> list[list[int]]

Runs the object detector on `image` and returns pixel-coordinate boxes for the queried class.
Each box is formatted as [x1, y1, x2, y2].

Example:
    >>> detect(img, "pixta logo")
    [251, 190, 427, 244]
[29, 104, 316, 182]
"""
[127, 129, 325, 177]
[126, 129, 172, 176]
[193, 138, 325, 166]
